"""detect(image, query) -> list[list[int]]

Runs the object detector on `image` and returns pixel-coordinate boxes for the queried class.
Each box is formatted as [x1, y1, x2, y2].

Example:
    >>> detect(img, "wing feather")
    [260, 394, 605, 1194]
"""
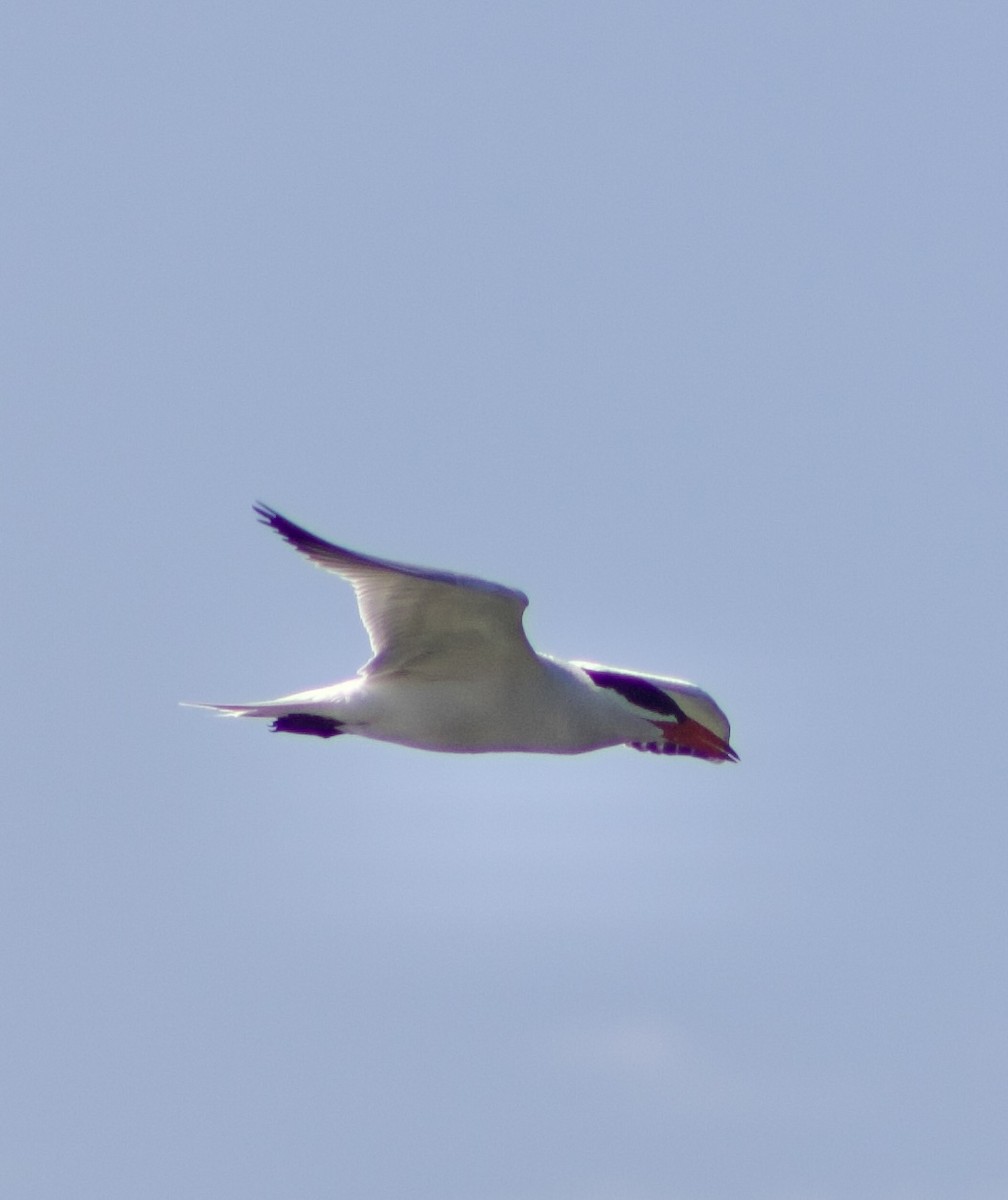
[253, 504, 535, 678]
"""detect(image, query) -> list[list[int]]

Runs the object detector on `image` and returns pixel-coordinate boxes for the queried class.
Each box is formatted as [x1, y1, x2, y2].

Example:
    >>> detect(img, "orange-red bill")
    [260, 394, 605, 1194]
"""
[656, 719, 739, 763]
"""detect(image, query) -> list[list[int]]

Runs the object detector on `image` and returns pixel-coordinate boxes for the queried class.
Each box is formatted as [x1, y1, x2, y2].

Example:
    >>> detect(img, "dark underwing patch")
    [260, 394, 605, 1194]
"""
[271, 713, 344, 738]
[583, 668, 687, 721]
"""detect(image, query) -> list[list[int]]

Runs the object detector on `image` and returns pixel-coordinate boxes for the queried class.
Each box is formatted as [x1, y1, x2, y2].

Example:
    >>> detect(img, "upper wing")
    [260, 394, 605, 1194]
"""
[254, 504, 536, 678]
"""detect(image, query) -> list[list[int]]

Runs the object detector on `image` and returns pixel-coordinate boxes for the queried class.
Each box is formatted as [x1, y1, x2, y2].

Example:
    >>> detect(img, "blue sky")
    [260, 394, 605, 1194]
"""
[4, 3, 1006, 1198]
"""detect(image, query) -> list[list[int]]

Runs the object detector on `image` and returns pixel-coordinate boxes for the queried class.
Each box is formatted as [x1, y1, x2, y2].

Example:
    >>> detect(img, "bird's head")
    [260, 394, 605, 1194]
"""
[578, 664, 738, 763]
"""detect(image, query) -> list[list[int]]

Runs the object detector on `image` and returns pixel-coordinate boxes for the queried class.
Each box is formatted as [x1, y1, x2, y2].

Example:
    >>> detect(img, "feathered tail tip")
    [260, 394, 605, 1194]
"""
[180, 701, 259, 717]
[182, 701, 343, 738]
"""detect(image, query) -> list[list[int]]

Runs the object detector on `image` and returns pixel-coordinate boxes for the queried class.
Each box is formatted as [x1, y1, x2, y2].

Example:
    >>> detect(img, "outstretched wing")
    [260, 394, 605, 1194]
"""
[254, 504, 536, 679]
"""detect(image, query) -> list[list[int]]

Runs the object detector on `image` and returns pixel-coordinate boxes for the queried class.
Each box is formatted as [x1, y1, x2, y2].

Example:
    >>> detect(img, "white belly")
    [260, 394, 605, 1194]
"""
[347, 659, 649, 754]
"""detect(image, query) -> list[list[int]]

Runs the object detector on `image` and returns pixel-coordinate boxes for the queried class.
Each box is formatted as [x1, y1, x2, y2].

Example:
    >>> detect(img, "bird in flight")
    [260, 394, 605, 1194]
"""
[189, 505, 738, 762]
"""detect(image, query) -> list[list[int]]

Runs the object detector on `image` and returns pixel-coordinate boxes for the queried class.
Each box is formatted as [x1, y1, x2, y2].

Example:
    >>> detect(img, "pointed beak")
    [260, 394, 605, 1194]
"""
[656, 719, 739, 763]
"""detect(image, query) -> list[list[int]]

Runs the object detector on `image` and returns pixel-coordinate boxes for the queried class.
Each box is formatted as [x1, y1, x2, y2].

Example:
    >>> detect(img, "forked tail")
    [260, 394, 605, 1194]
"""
[182, 701, 344, 738]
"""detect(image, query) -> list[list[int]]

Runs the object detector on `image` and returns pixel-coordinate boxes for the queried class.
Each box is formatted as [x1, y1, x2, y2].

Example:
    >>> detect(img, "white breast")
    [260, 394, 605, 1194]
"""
[351, 657, 655, 754]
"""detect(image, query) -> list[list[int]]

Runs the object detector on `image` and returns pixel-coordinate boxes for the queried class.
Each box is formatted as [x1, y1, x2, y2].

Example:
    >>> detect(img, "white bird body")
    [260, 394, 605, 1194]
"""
[191, 506, 737, 763]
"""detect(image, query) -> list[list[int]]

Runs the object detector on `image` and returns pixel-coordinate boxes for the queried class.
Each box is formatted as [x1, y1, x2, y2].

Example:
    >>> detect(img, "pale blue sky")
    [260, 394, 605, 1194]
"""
[4, 3, 1006, 1198]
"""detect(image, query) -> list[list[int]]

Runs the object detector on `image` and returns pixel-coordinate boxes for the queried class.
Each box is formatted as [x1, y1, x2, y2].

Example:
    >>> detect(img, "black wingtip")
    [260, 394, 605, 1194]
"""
[271, 713, 344, 738]
[253, 502, 301, 542]
[251, 503, 339, 562]
[253, 501, 279, 526]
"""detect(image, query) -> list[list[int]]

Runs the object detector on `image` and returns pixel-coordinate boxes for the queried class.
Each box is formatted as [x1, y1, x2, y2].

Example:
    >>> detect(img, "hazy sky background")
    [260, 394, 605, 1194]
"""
[4, 3, 1006, 1198]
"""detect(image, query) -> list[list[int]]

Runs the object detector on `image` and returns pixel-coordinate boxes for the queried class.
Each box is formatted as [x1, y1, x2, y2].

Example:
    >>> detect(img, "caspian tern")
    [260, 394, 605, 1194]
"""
[190, 505, 738, 762]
